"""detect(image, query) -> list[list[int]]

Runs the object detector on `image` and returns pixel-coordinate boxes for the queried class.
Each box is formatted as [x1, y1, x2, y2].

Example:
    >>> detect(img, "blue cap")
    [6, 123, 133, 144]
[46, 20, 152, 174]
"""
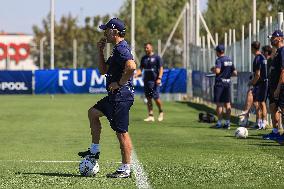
[268, 30, 284, 38]
[215, 44, 225, 52]
[99, 18, 126, 32]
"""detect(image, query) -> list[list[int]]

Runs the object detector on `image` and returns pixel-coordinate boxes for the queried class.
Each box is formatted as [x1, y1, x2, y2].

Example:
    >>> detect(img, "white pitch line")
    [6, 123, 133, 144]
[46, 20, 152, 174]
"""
[131, 150, 151, 189]
[0, 160, 79, 163]
[0, 160, 122, 164]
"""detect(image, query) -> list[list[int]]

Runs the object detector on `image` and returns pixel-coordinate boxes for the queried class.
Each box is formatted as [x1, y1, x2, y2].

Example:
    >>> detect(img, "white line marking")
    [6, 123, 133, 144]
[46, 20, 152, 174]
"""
[131, 150, 151, 189]
[0, 160, 121, 164]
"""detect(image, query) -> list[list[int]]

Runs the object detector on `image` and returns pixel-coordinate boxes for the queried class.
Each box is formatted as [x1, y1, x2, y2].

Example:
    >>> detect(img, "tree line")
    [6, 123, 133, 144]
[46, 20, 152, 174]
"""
[32, 0, 283, 69]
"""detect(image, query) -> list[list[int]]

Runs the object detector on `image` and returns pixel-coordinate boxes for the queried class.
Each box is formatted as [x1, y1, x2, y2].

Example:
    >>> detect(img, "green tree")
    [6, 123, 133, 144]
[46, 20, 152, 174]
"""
[119, 0, 188, 67]
[203, 0, 282, 42]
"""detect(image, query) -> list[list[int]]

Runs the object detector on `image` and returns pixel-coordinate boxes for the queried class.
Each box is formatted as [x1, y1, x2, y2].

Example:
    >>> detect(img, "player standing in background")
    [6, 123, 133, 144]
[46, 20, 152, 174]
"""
[249, 41, 268, 130]
[238, 45, 272, 127]
[135, 42, 164, 122]
[211, 45, 237, 129]
[78, 18, 136, 178]
[263, 30, 284, 141]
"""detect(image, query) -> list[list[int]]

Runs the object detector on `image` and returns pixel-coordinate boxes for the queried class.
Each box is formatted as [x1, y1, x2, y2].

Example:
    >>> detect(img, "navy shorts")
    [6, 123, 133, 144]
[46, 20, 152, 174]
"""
[253, 82, 268, 102]
[93, 96, 133, 133]
[214, 84, 231, 103]
[268, 85, 284, 108]
[144, 81, 160, 99]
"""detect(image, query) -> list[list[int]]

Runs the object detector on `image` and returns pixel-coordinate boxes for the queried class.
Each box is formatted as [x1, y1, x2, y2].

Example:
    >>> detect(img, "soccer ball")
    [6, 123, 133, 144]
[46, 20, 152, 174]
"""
[235, 127, 248, 139]
[79, 158, 99, 176]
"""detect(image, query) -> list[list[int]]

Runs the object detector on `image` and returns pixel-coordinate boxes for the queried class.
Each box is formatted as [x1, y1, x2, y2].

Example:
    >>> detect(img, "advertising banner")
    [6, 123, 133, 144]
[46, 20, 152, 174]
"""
[0, 71, 33, 94]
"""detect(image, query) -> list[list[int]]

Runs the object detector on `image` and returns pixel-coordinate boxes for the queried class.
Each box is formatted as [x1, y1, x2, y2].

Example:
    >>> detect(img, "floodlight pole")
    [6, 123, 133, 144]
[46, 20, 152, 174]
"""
[131, 0, 135, 55]
[40, 36, 47, 69]
[253, 0, 256, 41]
[50, 0, 55, 69]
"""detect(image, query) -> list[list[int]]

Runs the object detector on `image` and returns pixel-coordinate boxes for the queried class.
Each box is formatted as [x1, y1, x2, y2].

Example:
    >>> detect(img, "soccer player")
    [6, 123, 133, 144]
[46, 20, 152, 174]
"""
[238, 45, 272, 127]
[78, 18, 136, 178]
[135, 42, 164, 122]
[249, 41, 268, 130]
[211, 45, 237, 129]
[263, 30, 284, 141]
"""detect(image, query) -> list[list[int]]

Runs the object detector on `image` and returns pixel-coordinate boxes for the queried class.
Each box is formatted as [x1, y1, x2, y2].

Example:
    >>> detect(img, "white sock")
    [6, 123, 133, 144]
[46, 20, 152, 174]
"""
[273, 128, 278, 134]
[217, 120, 222, 125]
[118, 164, 131, 171]
[257, 119, 262, 127]
[90, 143, 100, 154]
[262, 120, 267, 128]
[225, 120, 230, 124]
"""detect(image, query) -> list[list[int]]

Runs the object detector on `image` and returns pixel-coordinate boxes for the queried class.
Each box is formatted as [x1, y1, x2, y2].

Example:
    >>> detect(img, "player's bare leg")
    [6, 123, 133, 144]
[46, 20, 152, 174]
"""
[259, 101, 267, 129]
[223, 102, 231, 129]
[215, 103, 223, 128]
[154, 98, 164, 121]
[78, 108, 103, 159]
[106, 132, 133, 178]
[144, 97, 155, 121]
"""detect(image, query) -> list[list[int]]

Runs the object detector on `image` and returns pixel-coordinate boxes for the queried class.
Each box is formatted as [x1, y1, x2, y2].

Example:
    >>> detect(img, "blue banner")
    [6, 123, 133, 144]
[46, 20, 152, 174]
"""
[35, 68, 187, 94]
[0, 71, 32, 94]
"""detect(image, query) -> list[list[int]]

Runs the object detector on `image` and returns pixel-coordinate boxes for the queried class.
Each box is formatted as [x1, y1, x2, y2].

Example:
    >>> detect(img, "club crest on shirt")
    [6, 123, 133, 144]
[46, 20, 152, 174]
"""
[224, 61, 232, 66]
[150, 58, 155, 62]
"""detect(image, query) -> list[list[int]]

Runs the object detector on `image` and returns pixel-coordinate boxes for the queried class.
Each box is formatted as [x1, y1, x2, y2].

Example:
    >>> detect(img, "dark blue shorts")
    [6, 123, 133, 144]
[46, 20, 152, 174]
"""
[214, 84, 231, 103]
[253, 82, 268, 102]
[144, 81, 160, 99]
[93, 96, 133, 133]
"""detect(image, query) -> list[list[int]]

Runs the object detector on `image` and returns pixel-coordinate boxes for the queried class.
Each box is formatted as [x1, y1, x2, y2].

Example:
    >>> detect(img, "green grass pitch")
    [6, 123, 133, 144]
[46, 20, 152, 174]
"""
[0, 94, 284, 189]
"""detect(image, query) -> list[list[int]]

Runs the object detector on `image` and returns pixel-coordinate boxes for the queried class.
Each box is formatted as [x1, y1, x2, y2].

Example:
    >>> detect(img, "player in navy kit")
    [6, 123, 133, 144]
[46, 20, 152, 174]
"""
[78, 18, 136, 178]
[211, 45, 237, 129]
[249, 41, 268, 130]
[263, 30, 284, 142]
[135, 42, 164, 122]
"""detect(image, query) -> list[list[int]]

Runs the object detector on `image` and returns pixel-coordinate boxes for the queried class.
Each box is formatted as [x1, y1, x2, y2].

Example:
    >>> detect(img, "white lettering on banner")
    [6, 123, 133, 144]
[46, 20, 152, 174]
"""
[90, 70, 106, 86]
[0, 82, 28, 90]
[133, 77, 144, 87]
[58, 70, 71, 86]
[74, 70, 86, 86]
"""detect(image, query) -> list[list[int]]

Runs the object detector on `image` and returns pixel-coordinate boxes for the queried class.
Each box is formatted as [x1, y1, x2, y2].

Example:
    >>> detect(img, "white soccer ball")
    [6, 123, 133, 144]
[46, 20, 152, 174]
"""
[79, 158, 99, 176]
[235, 127, 248, 139]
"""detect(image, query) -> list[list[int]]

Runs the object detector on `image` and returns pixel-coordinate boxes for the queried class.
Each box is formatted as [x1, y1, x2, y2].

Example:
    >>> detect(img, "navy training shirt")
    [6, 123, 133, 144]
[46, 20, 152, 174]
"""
[252, 54, 268, 85]
[140, 54, 163, 82]
[105, 40, 134, 102]
[215, 56, 235, 86]
[269, 46, 284, 90]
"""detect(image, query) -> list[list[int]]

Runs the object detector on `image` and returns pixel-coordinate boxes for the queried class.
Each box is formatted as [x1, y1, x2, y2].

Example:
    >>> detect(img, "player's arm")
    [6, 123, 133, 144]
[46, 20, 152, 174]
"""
[135, 69, 142, 78]
[97, 38, 108, 75]
[275, 68, 284, 97]
[119, 60, 136, 85]
[274, 50, 284, 98]
[251, 70, 260, 85]
[211, 66, 221, 74]
[109, 59, 136, 92]
[211, 59, 221, 74]
[232, 69, 237, 76]
[156, 57, 164, 84]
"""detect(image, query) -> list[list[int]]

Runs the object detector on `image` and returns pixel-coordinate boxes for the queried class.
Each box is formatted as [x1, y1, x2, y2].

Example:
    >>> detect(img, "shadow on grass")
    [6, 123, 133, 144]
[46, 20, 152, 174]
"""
[178, 101, 239, 125]
[247, 143, 281, 147]
[15, 172, 82, 177]
[223, 135, 264, 141]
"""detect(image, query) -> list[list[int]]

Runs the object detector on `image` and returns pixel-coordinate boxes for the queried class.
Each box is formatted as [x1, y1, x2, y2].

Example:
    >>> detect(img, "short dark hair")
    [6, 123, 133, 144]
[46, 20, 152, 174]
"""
[262, 45, 272, 55]
[144, 42, 153, 47]
[251, 41, 260, 50]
